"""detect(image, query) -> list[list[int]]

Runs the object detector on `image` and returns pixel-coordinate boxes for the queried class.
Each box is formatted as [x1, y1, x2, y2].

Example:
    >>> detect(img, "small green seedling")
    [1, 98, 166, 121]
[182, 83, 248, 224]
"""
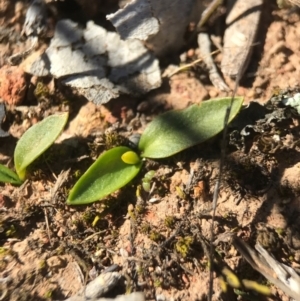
[142, 170, 155, 192]
[0, 164, 22, 185]
[0, 113, 68, 184]
[67, 97, 243, 205]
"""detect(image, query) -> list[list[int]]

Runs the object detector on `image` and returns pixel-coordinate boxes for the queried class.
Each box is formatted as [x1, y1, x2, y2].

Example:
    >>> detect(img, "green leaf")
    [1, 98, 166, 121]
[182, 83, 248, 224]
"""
[67, 146, 142, 205]
[138, 97, 243, 158]
[14, 112, 69, 180]
[0, 164, 22, 185]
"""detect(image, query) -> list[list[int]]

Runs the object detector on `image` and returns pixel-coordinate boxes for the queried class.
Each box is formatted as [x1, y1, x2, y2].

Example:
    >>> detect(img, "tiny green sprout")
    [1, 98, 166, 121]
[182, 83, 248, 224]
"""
[82, 210, 93, 223]
[127, 204, 136, 220]
[111, 229, 119, 239]
[142, 182, 151, 192]
[38, 259, 47, 271]
[233, 289, 247, 296]
[153, 278, 162, 287]
[44, 290, 53, 299]
[0, 164, 22, 185]
[92, 215, 100, 227]
[149, 230, 163, 242]
[136, 264, 144, 275]
[103, 131, 128, 150]
[142, 170, 155, 192]
[141, 223, 151, 234]
[135, 204, 145, 214]
[121, 151, 141, 165]
[0, 113, 68, 184]
[275, 228, 284, 235]
[135, 185, 146, 214]
[222, 267, 241, 289]
[218, 276, 228, 293]
[164, 216, 175, 228]
[136, 185, 142, 198]
[74, 170, 81, 178]
[175, 236, 193, 258]
[71, 218, 80, 226]
[176, 186, 186, 199]
[144, 170, 155, 180]
[242, 279, 271, 295]
[5, 225, 16, 237]
[55, 246, 65, 255]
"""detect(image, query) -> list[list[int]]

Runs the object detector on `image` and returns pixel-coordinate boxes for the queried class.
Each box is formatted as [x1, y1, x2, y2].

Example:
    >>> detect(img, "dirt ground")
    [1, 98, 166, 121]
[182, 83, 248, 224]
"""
[1, 1, 300, 301]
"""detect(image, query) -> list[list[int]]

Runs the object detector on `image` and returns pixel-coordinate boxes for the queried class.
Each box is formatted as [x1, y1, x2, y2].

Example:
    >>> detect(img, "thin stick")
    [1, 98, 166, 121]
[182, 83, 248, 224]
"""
[207, 65, 243, 301]
[166, 50, 220, 78]
[43, 208, 52, 246]
[196, 0, 224, 31]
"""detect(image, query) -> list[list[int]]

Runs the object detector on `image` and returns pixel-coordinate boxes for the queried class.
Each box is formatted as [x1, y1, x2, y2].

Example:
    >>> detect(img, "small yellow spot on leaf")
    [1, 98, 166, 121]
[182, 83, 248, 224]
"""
[121, 151, 140, 165]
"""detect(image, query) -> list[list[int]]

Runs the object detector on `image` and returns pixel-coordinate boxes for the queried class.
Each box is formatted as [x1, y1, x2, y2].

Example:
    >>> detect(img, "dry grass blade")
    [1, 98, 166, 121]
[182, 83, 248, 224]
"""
[221, 0, 263, 78]
[233, 237, 300, 301]
[165, 50, 220, 78]
[196, 0, 224, 30]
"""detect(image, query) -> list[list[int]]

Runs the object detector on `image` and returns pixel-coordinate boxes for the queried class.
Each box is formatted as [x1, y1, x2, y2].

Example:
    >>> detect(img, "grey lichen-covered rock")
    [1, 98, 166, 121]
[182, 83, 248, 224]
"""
[282, 93, 300, 114]
[28, 19, 161, 105]
[107, 0, 203, 57]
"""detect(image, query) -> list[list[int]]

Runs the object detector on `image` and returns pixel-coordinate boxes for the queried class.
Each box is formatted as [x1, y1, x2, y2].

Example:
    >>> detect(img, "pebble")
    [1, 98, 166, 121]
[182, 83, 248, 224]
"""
[0, 66, 27, 105]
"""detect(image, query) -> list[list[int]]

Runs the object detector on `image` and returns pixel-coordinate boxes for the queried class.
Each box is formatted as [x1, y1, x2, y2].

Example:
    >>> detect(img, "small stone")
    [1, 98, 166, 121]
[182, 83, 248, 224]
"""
[186, 49, 195, 58]
[57, 227, 65, 237]
[0, 66, 27, 105]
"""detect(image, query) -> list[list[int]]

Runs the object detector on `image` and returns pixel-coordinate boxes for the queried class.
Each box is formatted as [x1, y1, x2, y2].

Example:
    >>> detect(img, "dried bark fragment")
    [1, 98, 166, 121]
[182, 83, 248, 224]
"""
[108, 0, 203, 56]
[27, 19, 161, 105]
